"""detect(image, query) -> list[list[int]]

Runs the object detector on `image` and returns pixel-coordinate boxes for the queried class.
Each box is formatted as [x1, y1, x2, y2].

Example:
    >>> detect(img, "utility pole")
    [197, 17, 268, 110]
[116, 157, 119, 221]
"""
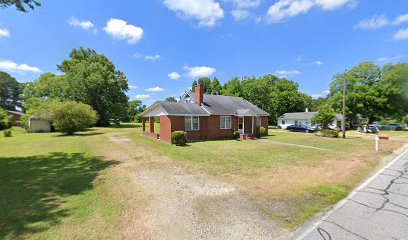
[342, 70, 347, 139]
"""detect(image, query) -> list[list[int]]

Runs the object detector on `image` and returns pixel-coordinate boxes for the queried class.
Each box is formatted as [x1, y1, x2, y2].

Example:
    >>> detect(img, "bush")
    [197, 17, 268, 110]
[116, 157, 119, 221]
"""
[233, 131, 240, 139]
[3, 129, 12, 137]
[49, 101, 98, 134]
[320, 129, 339, 138]
[0, 109, 11, 130]
[172, 131, 187, 146]
[256, 126, 266, 138]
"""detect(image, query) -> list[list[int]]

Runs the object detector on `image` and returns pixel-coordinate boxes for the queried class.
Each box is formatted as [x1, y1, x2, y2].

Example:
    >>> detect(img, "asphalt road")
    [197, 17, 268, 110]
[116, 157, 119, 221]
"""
[298, 149, 408, 240]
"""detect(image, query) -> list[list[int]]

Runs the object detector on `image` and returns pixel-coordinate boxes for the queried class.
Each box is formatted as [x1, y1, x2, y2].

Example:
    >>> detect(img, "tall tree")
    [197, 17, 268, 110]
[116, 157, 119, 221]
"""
[165, 97, 177, 102]
[191, 80, 197, 91]
[328, 62, 408, 123]
[211, 77, 222, 94]
[124, 100, 142, 122]
[0, 71, 23, 111]
[0, 0, 40, 12]
[221, 77, 242, 96]
[58, 47, 129, 126]
[197, 77, 212, 93]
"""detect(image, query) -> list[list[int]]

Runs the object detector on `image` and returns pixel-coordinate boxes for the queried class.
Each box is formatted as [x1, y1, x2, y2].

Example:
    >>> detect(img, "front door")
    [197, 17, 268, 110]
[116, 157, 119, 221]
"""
[238, 117, 243, 134]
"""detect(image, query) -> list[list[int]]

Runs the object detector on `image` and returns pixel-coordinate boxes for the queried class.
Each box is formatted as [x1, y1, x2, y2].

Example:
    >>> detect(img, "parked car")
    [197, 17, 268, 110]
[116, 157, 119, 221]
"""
[286, 124, 316, 133]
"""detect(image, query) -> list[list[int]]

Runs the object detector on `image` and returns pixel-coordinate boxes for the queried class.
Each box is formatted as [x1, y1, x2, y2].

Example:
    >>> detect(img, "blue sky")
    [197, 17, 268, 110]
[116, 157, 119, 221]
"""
[0, 0, 407, 105]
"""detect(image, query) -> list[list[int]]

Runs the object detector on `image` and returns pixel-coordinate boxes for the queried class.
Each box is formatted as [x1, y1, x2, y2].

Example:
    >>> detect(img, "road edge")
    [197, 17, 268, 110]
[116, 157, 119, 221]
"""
[295, 147, 408, 240]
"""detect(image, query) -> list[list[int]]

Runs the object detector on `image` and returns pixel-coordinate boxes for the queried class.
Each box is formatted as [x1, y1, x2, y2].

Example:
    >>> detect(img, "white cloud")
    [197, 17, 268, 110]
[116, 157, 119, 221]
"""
[311, 90, 329, 99]
[163, 0, 224, 28]
[377, 55, 404, 62]
[134, 53, 143, 59]
[103, 18, 143, 44]
[313, 60, 324, 65]
[135, 94, 151, 100]
[231, 9, 250, 21]
[0, 59, 41, 73]
[144, 54, 161, 61]
[266, 0, 351, 23]
[225, 0, 261, 8]
[168, 72, 181, 80]
[68, 17, 97, 33]
[393, 13, 408, 25]
[275, 69, 301, 77]
[184, 66, 216, 78]
[394, 28, 408, 41]
[354, 15, 389, 30]
[0, 28, 10, 39]
[129, 85, 138, 89]
[145, 87, 165, 92]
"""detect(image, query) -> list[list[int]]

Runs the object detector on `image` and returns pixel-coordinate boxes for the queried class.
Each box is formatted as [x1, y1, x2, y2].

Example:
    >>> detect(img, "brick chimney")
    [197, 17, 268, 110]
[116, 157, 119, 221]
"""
[195, 84, 204, 106]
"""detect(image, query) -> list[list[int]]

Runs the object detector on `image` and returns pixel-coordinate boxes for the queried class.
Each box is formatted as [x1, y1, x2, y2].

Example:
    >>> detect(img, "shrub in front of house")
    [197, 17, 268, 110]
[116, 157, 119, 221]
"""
[256, 126, 266, 138]
[3, 129, 12, 137]
[49, 101, 98, 135]
[320, 129, 339, 138]
[233, 131, 240, 139]
[172, 131, 187, 146]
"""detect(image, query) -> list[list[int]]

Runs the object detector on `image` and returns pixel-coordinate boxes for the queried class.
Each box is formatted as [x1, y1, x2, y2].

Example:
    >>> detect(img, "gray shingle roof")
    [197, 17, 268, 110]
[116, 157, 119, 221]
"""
[186, 92, 269, 116]
[278, 112, 343, 120]
[158, 101, 209, 115]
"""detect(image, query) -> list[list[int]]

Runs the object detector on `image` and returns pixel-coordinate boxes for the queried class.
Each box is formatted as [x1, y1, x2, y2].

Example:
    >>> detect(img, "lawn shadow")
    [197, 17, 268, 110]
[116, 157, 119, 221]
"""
[108, 123, 140, 129]
[0, 152, 119, 239]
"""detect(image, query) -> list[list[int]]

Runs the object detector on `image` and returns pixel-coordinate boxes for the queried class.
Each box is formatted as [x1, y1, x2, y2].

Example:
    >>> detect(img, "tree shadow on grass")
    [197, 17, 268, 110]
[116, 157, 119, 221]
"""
[0, 152, 119, 239]
[108, 124, 140, 129]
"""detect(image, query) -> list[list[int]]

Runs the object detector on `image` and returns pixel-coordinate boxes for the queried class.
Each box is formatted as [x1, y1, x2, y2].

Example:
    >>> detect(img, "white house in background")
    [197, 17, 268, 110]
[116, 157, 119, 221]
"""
[277, 109, 343, 129]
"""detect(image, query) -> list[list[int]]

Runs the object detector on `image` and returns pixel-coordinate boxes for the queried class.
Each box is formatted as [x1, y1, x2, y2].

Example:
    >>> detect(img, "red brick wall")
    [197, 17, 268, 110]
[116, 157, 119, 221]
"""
[261, 116, 269, 135]
[159, 115, 172, 144]
[159, 115, 270, 143]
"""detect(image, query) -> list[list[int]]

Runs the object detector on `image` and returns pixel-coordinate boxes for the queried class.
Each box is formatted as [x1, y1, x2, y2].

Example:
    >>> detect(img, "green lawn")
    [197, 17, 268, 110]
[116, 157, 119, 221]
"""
[131, 124, 408, 227]
[0, 128, 121, 240]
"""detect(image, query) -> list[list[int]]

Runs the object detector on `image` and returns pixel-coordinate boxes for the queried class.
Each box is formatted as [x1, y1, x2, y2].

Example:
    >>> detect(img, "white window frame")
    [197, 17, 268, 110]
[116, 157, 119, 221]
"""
[220, 116, 232, 129]
[256, 117, 261, 127]
[185, 116, 199, 131]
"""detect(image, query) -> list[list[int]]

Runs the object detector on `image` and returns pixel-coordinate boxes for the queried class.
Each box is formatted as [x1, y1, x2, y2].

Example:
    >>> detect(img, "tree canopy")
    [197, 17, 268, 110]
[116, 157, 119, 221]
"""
[0, 71, 23, 111]
[23, 47, 130, 126]
[165, 97, 177, 102]
[0, 0, 40, 12]
[328, 62, 408, 123]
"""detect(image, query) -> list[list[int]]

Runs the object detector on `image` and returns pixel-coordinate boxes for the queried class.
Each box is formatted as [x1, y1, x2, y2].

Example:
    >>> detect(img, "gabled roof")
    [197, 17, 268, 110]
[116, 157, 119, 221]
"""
[141, 101, 210, 117]
[184, 92, 269, 116]
[278, 112, 343, 120]
[5, 110, 25, 116]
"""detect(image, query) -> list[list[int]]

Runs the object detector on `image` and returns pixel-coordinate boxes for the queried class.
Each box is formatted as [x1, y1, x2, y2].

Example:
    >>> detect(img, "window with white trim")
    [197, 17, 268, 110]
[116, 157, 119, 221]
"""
[257, 117, 261, 126]
[185, 116, 199, 131]
[220, 116, 231, 129]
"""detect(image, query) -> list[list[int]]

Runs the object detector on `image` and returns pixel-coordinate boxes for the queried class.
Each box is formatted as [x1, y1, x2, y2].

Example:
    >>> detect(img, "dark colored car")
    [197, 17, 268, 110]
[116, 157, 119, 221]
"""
[286, 124, 316, 133]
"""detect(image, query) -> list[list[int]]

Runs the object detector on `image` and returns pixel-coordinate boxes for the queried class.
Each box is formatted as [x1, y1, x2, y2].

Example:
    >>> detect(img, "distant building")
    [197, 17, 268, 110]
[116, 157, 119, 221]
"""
[277, 109, 343, 129]
[5, 110, 25, 126]
[29, 116, 51, 133]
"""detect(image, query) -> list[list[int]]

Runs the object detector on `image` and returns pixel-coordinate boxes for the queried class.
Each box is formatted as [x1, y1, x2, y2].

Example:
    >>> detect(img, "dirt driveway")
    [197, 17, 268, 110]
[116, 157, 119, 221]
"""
[90, 129, 292, 240]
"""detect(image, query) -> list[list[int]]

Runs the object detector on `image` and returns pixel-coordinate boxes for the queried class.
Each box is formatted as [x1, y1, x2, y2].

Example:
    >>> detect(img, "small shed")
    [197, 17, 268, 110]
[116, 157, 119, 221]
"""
[29, 116, 51, 133]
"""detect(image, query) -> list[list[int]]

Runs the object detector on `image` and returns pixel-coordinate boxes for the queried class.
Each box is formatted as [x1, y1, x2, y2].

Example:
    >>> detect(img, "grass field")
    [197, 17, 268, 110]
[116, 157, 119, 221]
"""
[1, 124, 407, 238]
[0, 128, 129, 240]
[131, 125, 408, 227]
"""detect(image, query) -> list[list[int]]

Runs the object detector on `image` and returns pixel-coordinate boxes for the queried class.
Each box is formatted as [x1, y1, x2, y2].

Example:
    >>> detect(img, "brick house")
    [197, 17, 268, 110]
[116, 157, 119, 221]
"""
[5, 110, 25, 126]
[141, 85, 269, 144]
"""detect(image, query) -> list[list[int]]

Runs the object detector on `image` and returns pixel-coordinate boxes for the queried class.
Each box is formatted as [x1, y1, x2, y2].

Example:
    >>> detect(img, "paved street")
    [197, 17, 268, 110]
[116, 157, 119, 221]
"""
[299, 149, 408, 240]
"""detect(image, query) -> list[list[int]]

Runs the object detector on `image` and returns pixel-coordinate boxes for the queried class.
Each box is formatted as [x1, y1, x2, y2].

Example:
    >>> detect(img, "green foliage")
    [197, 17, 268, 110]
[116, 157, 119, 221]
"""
[0, 71, 24, 111]
[191, 80, 197, 91]
[328, 62, 408, 123]
[172, 131, 187, 146]
[211, 77, 222, 94]
[49, 101, 98, 134]
[403, 115, 408, 125]
[233, 131, 240, 139]
[124, 100, 143, 122]
[221, 77, 242, 96]
[0, 0, 40, 12]
[320, 129, 339, 138]
[197, 77, 212, 93]
[311, 97, 327, 111]
[0, 108, 11, 130]
[312, 105, 336, 129]
[256, 126, 266, 138]
[3, 129, 12, 137]
[165, 97, 177, 102]
[23, 48, 129, 127]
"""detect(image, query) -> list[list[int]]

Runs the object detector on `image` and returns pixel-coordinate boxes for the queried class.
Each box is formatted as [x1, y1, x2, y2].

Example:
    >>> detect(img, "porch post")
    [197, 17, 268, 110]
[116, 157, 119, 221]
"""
[252, 116, 254, 134]
[243, 116, 245, 134]
[142, 117, 146, 132]
[149, 117, 154, 133]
